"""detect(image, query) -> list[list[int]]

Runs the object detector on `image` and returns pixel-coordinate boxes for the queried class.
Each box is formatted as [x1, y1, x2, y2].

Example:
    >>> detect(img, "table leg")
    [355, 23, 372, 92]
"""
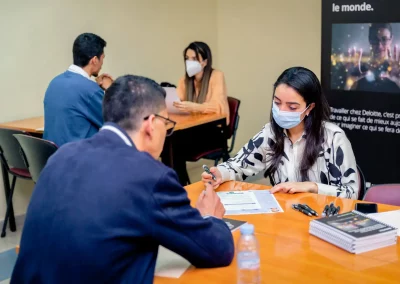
[1, 163, 16, 232]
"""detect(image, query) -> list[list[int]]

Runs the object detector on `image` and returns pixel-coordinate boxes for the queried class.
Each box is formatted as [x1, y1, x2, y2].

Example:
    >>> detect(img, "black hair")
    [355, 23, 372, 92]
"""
[103, 75, 166, 131]
[266, 67, 331, 181]
[73, 33, 106, 67]
[369, 23, 393, 44]
[160, 82, 177, 88]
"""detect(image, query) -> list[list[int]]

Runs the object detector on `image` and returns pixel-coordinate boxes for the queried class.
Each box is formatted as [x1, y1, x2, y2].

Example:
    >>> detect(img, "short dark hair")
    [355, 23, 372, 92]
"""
[73, 33, 106, 67]
[103, 75, 167, 131]
[369, 23, 392, 44]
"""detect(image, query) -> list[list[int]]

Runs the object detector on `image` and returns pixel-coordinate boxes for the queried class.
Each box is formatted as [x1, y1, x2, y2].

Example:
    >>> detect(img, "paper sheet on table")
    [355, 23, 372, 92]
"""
[36, 127, 44, 131]
[155, 246, 191, 278]
[217, 190, 283, 215]
[369, 210, 400, 236]
[218, 191, 261, 211]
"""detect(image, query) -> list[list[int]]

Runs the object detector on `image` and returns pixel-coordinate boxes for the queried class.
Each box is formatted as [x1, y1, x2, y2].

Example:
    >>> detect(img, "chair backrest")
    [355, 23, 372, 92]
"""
[357, 164, 366, 200]
[13, 134, 58, 183]
[0, 128, 29, 170]
[363, 184, 400, 206]
[227, 97, 241, 139]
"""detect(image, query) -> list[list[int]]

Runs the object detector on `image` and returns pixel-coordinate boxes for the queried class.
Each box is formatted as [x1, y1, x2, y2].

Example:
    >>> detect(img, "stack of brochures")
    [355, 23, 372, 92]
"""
[309, 210, 398, 254]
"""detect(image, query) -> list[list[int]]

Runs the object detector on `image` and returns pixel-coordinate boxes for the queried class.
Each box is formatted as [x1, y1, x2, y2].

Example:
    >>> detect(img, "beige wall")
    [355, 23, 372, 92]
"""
[0, 0, 218, 221]
[217, 0, 321, 153]
[0, 0, 321, 221]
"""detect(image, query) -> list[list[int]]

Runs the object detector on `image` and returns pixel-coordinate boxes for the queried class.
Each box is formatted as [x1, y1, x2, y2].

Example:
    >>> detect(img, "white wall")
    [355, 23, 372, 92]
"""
[217, 0, 322, 153]
[0, 0, 218, 221]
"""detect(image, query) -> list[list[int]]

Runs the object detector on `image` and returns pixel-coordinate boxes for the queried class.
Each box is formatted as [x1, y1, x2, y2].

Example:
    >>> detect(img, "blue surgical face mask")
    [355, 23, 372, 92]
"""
[272, 103, 310, 129]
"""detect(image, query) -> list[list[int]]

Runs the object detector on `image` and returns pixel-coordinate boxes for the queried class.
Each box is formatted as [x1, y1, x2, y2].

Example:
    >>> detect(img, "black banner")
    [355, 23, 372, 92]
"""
[322, 0, 400, 184]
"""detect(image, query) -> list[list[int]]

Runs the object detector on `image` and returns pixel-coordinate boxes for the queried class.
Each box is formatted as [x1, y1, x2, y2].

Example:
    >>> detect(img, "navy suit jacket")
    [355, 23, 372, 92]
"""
[12, 123, 234, 284]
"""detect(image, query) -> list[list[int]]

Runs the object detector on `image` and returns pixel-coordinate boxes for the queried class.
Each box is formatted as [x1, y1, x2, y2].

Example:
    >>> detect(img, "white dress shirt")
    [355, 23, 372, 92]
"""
[67, 64, 91, 80]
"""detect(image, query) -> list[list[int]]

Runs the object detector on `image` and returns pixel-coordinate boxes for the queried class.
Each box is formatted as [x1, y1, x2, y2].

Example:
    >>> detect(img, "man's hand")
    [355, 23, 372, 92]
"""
[96, 73, 114, 90]
[196, 182, 225, 219]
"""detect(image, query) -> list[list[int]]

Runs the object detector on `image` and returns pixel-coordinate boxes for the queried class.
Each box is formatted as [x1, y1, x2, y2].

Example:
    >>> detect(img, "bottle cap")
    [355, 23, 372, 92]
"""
[240, 223, 254, 235]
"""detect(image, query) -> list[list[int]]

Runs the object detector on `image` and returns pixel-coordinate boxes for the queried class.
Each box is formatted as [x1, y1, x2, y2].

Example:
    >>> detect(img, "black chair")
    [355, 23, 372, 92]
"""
[13, 134, 58, 183]
[357, 164, 366, 200]
[0, 128, 32, 238]
[187, 97, 241, 166]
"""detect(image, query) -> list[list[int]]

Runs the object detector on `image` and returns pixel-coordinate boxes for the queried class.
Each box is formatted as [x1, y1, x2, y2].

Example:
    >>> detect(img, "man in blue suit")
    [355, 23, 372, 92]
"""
[43, 33, 113, 146]
[12, 75, 234, 283]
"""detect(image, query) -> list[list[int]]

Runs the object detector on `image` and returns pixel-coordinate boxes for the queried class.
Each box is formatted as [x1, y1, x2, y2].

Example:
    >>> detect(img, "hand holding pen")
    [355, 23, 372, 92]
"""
[201, 165, 222, 189]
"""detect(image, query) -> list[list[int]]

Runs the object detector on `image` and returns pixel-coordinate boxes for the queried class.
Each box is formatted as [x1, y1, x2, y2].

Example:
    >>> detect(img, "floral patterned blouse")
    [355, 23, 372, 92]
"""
[217, 122, 359, 199]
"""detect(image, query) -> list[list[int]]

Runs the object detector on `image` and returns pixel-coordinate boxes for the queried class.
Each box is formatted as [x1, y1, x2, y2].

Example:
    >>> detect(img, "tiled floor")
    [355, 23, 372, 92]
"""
[0, 219, 23, 283]
[0, 160, 270, 282]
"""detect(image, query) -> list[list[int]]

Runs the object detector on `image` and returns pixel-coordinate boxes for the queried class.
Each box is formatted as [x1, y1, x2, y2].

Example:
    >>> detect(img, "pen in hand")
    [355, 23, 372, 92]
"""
[203, 165, 217, 181]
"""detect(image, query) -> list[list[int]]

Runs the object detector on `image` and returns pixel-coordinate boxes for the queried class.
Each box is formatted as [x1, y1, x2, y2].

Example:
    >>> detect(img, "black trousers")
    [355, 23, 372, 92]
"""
[167, 124, 227, 185]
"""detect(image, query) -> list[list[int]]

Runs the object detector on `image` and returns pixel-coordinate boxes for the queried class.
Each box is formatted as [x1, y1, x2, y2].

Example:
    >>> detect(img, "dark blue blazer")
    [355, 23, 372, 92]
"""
[12, 123, 234, 284]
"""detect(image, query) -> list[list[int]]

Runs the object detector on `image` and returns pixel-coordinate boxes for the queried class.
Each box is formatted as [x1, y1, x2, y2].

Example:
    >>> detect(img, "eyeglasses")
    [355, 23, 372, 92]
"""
[144, 114, 176, 136]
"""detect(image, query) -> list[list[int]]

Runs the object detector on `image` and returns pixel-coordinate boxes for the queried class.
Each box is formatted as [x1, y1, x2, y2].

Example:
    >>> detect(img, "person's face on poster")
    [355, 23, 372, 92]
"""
[370, 28, 393, 60]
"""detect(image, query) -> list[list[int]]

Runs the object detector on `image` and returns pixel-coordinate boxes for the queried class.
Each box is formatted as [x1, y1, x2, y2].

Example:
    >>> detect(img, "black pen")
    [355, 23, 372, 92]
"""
[292, 204, 312, 217]
[322, 205, 329, 217]
[301, 204, 318, 216]
[328, 203, 335, 217]
[202, 165, 216, 181]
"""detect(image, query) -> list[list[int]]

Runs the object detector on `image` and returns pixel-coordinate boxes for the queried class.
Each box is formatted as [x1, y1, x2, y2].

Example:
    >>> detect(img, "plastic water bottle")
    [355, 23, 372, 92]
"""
[237, 223, 261, 284]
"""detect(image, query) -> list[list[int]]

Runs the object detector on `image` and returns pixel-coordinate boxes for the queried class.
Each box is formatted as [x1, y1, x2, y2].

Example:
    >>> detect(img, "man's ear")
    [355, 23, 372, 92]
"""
[90, 56, 99, 66]
[143, 115, 155, 138]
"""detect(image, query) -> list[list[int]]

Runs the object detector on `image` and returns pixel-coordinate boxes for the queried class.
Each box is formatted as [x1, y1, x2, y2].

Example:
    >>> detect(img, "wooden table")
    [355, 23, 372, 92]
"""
[155, 181, 400, 283]
[0, 116, 44, 134]
[0, 113, 226, 134]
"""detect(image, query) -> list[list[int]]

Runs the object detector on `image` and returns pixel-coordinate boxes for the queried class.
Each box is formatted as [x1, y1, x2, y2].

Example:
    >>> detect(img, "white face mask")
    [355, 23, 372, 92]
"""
[185, 60, 202, 77]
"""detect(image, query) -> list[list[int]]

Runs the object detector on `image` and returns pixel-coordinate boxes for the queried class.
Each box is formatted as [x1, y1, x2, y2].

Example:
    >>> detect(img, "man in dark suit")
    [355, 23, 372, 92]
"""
[12, 75, 234, 284]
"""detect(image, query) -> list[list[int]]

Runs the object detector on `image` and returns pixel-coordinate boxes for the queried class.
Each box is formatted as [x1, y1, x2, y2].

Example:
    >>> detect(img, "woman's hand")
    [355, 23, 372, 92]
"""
[201, 167, 223, 189]
[173, 101, 198, 112]
[270, 182, 318, 194]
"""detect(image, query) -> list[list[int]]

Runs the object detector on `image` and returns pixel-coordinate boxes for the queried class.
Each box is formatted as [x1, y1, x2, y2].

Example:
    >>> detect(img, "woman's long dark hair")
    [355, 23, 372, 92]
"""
[183, 42, 213, 103]
[266, 67, 331, 181]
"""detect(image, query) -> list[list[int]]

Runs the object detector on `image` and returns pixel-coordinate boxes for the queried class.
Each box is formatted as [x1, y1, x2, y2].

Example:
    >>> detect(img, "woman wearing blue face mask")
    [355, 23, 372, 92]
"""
[201, 67, 359, 199]
[174, 41, 230, 124]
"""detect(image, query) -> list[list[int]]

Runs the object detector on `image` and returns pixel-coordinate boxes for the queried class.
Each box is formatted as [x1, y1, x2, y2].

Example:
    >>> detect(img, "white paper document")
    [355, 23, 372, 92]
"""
[163, 87, 189, 115]
[218, 191, 261, 211]
[36, 127, 44, 131]
[155, 246, 191, 278]
[369, 210, 400, 236]
[217, 190, 283, 215]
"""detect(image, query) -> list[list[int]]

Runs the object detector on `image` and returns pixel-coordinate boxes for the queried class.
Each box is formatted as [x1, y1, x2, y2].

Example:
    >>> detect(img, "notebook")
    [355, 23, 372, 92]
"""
[223, 217, 247, 232]
[309, 210, 398, 254]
